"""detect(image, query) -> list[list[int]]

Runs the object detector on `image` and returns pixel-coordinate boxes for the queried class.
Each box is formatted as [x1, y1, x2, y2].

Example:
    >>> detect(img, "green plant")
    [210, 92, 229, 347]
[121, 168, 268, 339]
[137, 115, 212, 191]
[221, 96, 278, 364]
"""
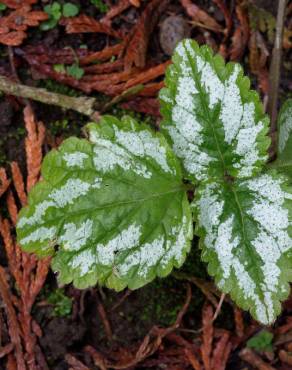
[247, 330, 274, 352]
[16, 40, 292, 325]
[47, 288, 73, 317]
[40, 2, 79, 31]
[90, 0, 108, 13]
[0, 3, 7, 11]
[53, 62, 85, 80]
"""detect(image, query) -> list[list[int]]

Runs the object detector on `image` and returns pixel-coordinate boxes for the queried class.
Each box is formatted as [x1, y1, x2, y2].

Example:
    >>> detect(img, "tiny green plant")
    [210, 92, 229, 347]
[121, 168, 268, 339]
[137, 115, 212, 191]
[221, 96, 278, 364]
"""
[90, 0, 109, 13]
[53, 63, 85, 80]
[16, 39, 292, 325]
[40, 2, 79, 31]
[0, 3, 7, 11]
[247, 330, 274, 352]
[47, 288, 73, 317]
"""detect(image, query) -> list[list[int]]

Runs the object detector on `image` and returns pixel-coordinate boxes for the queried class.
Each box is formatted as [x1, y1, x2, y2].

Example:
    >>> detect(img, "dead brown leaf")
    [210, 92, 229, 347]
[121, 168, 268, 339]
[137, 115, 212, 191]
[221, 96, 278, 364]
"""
[181, 0, 223, 33]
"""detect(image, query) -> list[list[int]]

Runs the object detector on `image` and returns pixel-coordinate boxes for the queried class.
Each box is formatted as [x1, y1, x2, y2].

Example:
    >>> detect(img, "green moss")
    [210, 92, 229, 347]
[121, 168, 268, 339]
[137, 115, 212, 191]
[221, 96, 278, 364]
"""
[39, 79, 81, 97]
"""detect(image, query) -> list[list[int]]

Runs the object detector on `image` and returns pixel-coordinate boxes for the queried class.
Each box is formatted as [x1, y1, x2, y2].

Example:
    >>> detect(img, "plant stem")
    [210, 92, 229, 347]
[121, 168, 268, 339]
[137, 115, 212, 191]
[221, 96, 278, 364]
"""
[267, 0, 287, 133]
[0, 75, 101, 121]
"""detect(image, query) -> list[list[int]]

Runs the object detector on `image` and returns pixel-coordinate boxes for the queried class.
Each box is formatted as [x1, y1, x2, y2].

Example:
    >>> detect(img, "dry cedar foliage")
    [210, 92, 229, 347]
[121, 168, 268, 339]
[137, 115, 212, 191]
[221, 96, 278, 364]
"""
[0, 5, 48, 46]
[1, 0, 37, 8]
[60, 14, 124, 39]
[0, 106, 50, 369]
[100, 0, 136, 26]
[123, 0, 171, 70]
[239, 348, 276, 370]
[65, 298, 240, 370]
[65, 285, 192, 369]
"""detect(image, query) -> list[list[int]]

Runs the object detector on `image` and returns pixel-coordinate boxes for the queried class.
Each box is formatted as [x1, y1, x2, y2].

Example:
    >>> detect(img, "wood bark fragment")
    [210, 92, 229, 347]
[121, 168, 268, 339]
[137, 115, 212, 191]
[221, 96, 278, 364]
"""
[267, 0, 287, 132]
[0, 75, 101, 121]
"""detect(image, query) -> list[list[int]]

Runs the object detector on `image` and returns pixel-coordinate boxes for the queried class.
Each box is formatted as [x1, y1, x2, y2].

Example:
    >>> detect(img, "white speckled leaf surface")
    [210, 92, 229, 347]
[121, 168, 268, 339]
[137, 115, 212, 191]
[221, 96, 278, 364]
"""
[17, 115, 193, 290]
[159, 39, 271, 183]
[272, 99, 292, 179]
[192, 172, 292, 324]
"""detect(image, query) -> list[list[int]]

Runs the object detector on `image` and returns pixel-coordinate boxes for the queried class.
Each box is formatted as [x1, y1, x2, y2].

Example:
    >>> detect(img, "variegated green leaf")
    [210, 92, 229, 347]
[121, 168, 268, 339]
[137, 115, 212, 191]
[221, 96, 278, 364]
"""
[192, 172, 292, 324]
[271, 99, 292, 179]
[17, 116, 193, 290]
[160, 39, 270, 183]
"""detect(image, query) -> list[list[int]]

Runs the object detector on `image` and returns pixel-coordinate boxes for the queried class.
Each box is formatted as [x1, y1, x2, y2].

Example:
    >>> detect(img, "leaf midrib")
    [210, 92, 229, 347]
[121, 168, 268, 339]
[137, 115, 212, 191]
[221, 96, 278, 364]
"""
[32, 185, 185, 227]
[184, 45, 227, 176]
[229, 183, 269, 318]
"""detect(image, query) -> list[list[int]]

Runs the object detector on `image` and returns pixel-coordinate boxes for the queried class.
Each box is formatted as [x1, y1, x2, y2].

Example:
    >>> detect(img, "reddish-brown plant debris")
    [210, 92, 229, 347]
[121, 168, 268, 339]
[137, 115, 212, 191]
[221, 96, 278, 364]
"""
[123, 0, 171, 71]
[1, 0, 37, 9]
[0, 168, 10, 198]
[60, 14, 124, 39]
[100, 0, 136, 26]
[0, 106, 50, 369]
[230, 4, 249, 61]
[180, 0, 223, 33]
[121, 97, 161, 117]
[239, 348, 276, 370]
[80, 43, 125, 65]
[0, 5, 48, 46]
[249, 30, 270, 94]
[212, 0, 232, 36]
[66, 285, 192, 369]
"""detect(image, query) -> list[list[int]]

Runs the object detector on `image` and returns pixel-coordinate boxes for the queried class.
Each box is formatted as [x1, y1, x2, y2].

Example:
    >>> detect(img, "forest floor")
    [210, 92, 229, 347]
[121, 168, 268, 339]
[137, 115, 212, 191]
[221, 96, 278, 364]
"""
[0, 0, 292, 369]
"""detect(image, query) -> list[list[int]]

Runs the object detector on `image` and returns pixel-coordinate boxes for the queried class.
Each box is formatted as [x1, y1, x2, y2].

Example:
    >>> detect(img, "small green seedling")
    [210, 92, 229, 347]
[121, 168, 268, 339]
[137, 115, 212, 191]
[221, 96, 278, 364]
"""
[90, 0, 109, 13]
[66, 63, 84, 80]
[0, 3, 7, 11]
[17, 40, 292, 325]
[247, 330, 274, 352]
[40, 2, 79, 31]
[53, 63, 84, 80]
[47, 288, 73, 317]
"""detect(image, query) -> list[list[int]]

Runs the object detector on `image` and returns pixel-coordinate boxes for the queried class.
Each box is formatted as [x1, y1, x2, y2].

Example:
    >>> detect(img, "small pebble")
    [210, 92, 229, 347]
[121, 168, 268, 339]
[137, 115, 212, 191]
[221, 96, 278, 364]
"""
[159, 16, 190, 56]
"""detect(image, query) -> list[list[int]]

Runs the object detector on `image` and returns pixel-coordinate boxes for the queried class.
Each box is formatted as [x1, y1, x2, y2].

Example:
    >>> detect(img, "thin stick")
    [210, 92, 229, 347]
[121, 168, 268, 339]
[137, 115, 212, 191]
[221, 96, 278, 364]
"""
[212, 293, 225, 322]
[267, 0, 287, 133]
[0, 75, 100, 121]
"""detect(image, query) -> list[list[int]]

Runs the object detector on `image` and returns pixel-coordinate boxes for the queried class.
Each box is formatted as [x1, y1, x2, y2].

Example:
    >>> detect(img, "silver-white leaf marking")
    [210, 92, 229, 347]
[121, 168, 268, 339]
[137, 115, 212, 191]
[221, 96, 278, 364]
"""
[49, 179, 91, 207]
[59, 220, 93, 251]
[19, 226, 57, 245]
[92, 137, 151, 178]
[17, 200, 55, 228]
[114, 127, 173, 175]
[163, 39, 267, 180]
[96, 224, 142, 266]
[195, 174, 292, 324]
[278, 103, 292, 154]
[70, 249, 96, 276]
[63, 152, 89, 167]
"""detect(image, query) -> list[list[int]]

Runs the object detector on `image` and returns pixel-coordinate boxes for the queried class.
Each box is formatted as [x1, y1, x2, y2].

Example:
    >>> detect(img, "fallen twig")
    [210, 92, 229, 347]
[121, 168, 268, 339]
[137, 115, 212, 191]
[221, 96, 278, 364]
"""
[0, 75, 101, 121]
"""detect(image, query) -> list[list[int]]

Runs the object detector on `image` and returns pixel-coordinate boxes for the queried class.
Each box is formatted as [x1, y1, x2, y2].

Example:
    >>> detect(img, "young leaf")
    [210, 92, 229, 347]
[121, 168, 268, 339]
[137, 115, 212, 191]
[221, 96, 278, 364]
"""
[66, 63, 84, 80]
[247, 330, 274, 352]
[192, 171, 292, 324]
[271, 99, 292, 178]
[17, 116, 193, 291]
[159, 39, 270, 183]
[63, 3, 79, 18]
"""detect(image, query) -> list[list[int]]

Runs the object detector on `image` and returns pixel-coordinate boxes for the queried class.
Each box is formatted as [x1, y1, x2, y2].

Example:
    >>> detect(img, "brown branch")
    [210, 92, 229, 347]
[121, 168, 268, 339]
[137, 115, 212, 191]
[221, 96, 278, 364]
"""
[267, 0, 287, 133]
[0, 75, 101, 121]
